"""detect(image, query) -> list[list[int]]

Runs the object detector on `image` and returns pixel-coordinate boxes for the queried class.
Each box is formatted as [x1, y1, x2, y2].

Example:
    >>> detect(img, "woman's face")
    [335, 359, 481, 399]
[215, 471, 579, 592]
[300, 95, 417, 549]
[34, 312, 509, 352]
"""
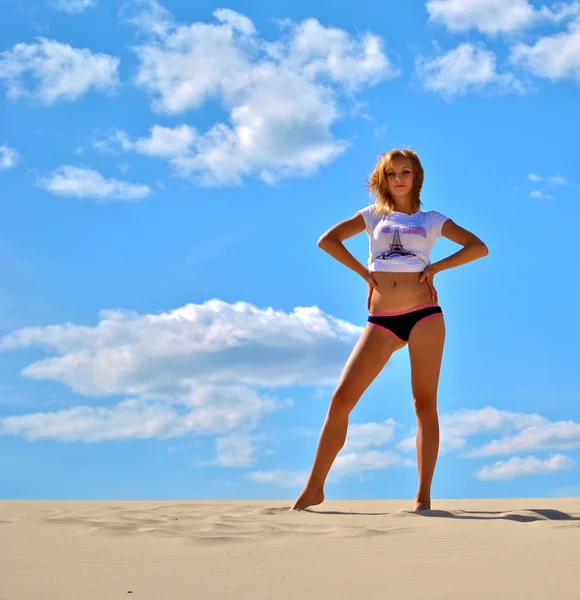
[385, 157, 414, 199]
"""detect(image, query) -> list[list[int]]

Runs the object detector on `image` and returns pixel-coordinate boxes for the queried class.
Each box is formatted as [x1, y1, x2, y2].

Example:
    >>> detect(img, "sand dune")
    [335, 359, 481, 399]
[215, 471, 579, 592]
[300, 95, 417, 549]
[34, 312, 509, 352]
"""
[1, 499, 579, 599]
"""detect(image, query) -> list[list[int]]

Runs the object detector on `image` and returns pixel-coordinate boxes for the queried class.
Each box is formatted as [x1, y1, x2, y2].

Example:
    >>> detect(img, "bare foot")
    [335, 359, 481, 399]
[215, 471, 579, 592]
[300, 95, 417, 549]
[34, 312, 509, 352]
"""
[414, 500, 431, 512]
[290, 488, 324, 511]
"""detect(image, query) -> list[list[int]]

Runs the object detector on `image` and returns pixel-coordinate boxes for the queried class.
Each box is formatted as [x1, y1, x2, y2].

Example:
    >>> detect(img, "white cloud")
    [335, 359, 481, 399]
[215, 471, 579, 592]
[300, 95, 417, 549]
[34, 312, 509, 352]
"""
[246, 449, 412, 488]
[0, 297, 393, 474]
[38, 166, 151, 201]
[527, 172, 571, 200]
[542, 1, 580, 23]
[334, 418, 411, 476]
[416, 43, 523, 99]
[250, 418, 409, 487]
[0, 144, 19, 169]
[283, 18, 396, 90]
[396, 407, 548, 454]
[126, 0, 175, 38]
[96, 125, 197, 158]
[474, 454, 576, 480]
[1, 399, 190, 442]
[343, 419, 396, 452]
[374, 123, 388, 139]
[116, 3, 398, 186]
[0, 299, 362, 396]
[426, 0, 580, 35]
[467, 420, 580, 457]
[213, 8, 256, 37]
[245, 469, 308, 487]
[510, 20, 580, 81]
[333, 449, 413, 474]
[0, 38, 119, 104]
[214, 433, 257, 466]
[427, 0, 536, 34]
[528, 173, 570, 184]
[292, 425, 318, 437]
[0, 386, 280, 442]
[51, 0, 97, 14]
[396, 408, 580, 482]
[529, 190, 556, 199]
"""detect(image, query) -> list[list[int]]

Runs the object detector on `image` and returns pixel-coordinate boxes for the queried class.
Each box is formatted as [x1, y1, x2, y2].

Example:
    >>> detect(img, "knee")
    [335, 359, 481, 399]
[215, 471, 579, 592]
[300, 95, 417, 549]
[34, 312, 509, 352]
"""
[413, 393, 438, 421]
[328, 390, 354, 420]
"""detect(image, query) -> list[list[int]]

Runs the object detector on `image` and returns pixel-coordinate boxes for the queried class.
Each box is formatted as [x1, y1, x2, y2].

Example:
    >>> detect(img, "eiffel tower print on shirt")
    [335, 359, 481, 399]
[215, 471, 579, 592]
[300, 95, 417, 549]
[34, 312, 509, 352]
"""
[376, 227, 417, 260]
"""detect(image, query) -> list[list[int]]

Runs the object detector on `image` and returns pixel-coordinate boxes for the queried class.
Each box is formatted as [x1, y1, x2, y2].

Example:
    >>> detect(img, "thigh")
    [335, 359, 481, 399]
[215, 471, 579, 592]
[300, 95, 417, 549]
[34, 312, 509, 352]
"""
[408, 315, 446, 401]
[333, 323, 405, 411]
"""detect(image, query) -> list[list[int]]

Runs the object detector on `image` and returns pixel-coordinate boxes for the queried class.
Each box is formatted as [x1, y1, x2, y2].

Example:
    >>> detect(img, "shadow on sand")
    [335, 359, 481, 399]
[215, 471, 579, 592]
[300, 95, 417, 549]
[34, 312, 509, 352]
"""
[300, 508, 580, 522]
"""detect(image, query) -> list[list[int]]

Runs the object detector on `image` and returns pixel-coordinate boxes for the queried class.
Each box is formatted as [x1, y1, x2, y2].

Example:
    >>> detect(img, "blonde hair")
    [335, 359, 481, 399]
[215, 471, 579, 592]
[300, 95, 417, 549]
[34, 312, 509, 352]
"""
[366, 148, 424, 215]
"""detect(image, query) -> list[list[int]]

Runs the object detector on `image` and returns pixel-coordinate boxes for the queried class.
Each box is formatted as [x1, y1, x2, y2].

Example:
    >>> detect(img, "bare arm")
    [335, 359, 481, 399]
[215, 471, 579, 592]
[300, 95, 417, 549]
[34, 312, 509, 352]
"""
[317, 212, 369, 279]
[430, 219, 489, 274]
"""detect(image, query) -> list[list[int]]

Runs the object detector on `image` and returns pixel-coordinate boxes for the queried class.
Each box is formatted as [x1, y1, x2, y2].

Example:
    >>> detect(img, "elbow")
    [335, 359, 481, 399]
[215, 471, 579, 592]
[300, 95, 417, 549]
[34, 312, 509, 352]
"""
[318, 234, 335, 249]
[476, 241, 489, 257]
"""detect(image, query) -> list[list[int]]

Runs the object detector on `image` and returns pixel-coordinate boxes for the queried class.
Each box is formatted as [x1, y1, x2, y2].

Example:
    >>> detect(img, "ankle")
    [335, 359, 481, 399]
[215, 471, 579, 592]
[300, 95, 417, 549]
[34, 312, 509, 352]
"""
[305, 482, 324, 493]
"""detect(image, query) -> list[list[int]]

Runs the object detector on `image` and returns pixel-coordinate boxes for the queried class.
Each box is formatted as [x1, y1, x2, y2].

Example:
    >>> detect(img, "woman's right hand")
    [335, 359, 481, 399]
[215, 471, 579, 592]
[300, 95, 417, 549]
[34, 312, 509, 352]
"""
[364, 269, 379, 312]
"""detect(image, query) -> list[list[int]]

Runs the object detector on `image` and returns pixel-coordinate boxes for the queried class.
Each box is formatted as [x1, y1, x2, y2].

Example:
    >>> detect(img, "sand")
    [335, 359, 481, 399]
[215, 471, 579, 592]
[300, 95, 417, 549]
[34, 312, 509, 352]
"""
[1, 498, 579, 600]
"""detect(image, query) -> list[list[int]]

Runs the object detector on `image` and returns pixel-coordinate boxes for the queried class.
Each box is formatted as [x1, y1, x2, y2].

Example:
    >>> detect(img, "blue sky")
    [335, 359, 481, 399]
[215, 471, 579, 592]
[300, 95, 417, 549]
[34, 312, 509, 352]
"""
[1, 0, 579, 501]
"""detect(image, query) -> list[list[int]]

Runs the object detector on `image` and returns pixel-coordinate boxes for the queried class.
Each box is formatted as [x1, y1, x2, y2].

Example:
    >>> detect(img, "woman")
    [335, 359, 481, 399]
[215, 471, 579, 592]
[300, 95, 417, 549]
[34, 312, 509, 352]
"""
[291, 148, 488, 512]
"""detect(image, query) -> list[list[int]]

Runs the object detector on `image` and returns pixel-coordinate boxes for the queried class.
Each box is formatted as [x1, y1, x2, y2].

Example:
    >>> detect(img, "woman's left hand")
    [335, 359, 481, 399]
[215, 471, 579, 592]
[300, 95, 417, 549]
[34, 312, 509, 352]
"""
[419, 265, 438, 303]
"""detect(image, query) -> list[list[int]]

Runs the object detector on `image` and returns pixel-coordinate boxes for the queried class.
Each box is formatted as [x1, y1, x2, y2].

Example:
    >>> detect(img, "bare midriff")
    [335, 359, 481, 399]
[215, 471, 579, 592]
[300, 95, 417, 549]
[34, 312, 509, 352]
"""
[368, 271, 438, 314]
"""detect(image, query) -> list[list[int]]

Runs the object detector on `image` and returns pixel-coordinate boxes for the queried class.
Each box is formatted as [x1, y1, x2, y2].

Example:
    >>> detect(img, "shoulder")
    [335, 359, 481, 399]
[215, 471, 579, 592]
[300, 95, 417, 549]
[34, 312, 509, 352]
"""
[420, 209, 451, 236]
[420, 208, 447, 216]
[420, 208, 450, 220]
[357, 203, 381, 228]
[357, 203, 377, 216]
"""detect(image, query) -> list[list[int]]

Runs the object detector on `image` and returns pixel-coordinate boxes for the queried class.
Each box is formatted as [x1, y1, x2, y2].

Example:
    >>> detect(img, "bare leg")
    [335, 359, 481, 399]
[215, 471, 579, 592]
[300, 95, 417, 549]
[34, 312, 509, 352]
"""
[291, 325, 404, 510]
[408, 315, 446, 511]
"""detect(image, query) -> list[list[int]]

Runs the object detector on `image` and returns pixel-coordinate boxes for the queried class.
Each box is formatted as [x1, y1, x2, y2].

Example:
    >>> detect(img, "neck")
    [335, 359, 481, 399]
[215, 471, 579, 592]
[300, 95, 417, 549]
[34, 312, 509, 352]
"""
[392, 191, 415, 210]
[392, 199, 415, 214]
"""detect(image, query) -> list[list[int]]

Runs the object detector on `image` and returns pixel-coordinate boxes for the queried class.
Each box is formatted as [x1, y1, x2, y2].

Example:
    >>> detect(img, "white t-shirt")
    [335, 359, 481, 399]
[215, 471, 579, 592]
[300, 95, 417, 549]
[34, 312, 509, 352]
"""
[357, 204, 450, 272]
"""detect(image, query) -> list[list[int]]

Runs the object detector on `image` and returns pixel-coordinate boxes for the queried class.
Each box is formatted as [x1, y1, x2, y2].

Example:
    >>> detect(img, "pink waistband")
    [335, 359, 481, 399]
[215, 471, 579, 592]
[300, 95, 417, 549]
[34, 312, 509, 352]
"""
[369, 303, 441, 317]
